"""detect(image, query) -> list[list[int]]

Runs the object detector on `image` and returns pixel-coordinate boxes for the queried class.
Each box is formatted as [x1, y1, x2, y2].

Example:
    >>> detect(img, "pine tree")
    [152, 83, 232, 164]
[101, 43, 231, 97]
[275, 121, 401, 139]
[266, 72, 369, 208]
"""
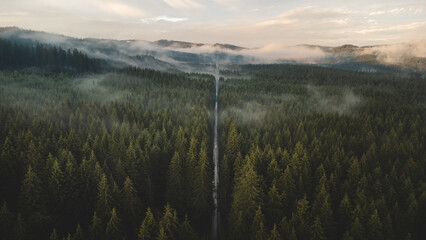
[0, 137, 18, 204]
[177, 215, 197, 240]
[73, 224, 84, 240]
[138, 208, 157, 240]
[0, 201, 15, 239]
[229, 159, 263, 239]
[159, 204, 178, 240]
[48, 160, 64, 215]
[105, 208, 123, 240]
[166, 152, 184, 213]
[89, 212, 103, 240]
[121, 176, 142, 235]
[95, 174, 112, 221]
[174, 127, 187, 159]
[224, 121, 241, 172]
[19, 166, 44, 216]
[49, 228, 59, 240]
[337, 194, 353, 236]
[278, 167, 295, 207]
[251, 206, 267, 240]
[192, 146, 212, 223]
[185, 136, 198, 209]
[13, 213, 27, 240]
[156, 226, 168, 240]
[290, 197, 312, 240]
[268, 224, 280, 240]
[265, 184, 284, 226]
[312, 183, 335, 238]
[366, 210, 383, 240]
[349, 217, 364, 240]
[266, 158, 281, 187]
[219, 153, 230, 214]
[311, 216, 325, 240]
[288, 142, 310, 197]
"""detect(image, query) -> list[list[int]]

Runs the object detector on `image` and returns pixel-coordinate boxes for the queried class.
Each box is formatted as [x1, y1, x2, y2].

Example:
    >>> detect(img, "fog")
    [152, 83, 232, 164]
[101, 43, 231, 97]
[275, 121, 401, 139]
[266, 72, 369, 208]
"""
[361, 40, 426, 65]
[1, 27, 424, 73]
[75, 74, 130, 103]
[306, 85, 361, 114]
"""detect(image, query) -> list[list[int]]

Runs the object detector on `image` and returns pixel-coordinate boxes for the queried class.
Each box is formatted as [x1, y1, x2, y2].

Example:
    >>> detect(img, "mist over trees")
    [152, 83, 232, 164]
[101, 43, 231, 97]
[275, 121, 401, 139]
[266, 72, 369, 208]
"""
[0, 39, 425, 240]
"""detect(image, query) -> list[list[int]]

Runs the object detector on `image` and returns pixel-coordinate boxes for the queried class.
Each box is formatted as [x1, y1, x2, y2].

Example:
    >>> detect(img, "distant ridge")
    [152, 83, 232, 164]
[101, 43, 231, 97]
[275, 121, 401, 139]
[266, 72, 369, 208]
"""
[154, 39, 246, 51]
[0, 27, 424, 72]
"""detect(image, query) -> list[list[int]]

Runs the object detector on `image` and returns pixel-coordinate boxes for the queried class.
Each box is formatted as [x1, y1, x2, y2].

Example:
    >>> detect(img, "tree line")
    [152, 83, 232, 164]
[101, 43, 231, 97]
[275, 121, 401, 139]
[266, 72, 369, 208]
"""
[0, 39, 101, 72]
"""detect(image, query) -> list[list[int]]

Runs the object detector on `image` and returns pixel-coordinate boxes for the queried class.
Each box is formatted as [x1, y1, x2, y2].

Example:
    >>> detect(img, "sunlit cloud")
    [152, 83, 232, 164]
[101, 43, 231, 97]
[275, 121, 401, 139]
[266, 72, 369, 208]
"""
[369, 6, 423, 16]
[141, 16, 189, 23]
[256, 6, 352, 27]
[99, 2, 147, 18]
[163, 0, 203, 9]
[0, 0, 425, 47]
[356, 22, 426, 34]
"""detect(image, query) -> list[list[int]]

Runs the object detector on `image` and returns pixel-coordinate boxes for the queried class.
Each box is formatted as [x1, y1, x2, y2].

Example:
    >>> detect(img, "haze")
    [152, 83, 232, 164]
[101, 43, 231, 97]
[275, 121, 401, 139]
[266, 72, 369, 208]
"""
[1, 0, 425, 47]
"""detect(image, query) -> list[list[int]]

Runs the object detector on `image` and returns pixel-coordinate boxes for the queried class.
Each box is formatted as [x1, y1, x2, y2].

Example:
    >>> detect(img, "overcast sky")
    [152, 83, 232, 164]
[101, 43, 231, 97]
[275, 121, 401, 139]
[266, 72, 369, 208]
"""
[0, 0, 425, 47]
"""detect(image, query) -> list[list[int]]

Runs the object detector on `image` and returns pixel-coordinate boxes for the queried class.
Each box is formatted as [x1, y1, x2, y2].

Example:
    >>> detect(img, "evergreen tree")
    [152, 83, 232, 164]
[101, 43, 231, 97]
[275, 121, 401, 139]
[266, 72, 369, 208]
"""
[177, 215, 197, 240]
[19, 166, 44, 217]
[192, 146, 212, 224]
[89, 212, 103, 240]
[251, 206, 267, 240]
[138, 208, 157, 240]
[0, 201, 15, 239]
[73, 224, 84, 240]
[156, 226, 168, 240]
[311, 216, 325, 240]
[265, 184, 284, 226]
[290, 197, 311, 240]
[159, 204, 178, 240]
[366, 210, 383, 240]
[337, 194, 353, 236]
[48, 160, 64, 215]
[120, 176, 142, 231]
[349, 217, 364, 240]
[13, 213, 27, 240]
[268, 224, 280, 240]
[312, 182, 335, 238]
[229, 158, 263, 239]
[49, 228, 59, 240]
[105, 208, 123, 240]
[166, 152, 184, 214]
[95, 174, 112, 222]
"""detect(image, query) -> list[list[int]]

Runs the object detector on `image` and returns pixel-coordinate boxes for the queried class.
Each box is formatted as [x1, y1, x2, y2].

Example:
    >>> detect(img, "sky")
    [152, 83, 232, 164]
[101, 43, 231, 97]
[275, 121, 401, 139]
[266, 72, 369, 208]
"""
[0, 0, 425, 47]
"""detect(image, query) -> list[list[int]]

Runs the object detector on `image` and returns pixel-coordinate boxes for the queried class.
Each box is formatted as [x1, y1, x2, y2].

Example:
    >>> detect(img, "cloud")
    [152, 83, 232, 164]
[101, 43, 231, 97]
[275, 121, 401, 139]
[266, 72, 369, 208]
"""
[256, 6, 352, 27]
[361, 40, 426, 65]
[356, 21, 426, 34]
[141, 16, 188, 23]
[163, 0, 203, 9]
[242, 43, 329, 63]
[99, 2, 147, 18]
[369, 6, 423, 16]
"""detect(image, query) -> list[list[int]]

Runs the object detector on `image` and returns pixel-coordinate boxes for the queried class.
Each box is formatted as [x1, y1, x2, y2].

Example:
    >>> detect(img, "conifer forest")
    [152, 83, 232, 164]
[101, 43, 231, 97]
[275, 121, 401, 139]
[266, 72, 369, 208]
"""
[0, 35, 425, 240]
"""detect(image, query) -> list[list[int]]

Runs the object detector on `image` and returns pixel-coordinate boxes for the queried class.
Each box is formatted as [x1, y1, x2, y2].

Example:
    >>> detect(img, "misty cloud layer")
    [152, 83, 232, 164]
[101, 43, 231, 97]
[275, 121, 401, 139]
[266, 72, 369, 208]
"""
[1, 27, 425, 73]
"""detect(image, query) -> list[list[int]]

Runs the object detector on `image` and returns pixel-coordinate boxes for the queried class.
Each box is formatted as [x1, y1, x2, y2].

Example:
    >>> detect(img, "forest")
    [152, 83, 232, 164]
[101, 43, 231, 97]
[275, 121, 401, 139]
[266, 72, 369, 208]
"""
[0, 41, 425, 240]
[218, 64, 426, 240]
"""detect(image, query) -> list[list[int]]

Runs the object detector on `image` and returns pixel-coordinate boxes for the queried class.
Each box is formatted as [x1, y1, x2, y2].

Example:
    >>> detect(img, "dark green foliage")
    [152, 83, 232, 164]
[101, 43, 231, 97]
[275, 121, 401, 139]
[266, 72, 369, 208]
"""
[105, 208, 123, 240]
[0, 39, 101, 72]
[0, 201, 15, 239]
[0, 63, 213, 239]
[219, 64, 425, 239]
[138, 208, 157, 240]
[0, 55, 425, 240]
